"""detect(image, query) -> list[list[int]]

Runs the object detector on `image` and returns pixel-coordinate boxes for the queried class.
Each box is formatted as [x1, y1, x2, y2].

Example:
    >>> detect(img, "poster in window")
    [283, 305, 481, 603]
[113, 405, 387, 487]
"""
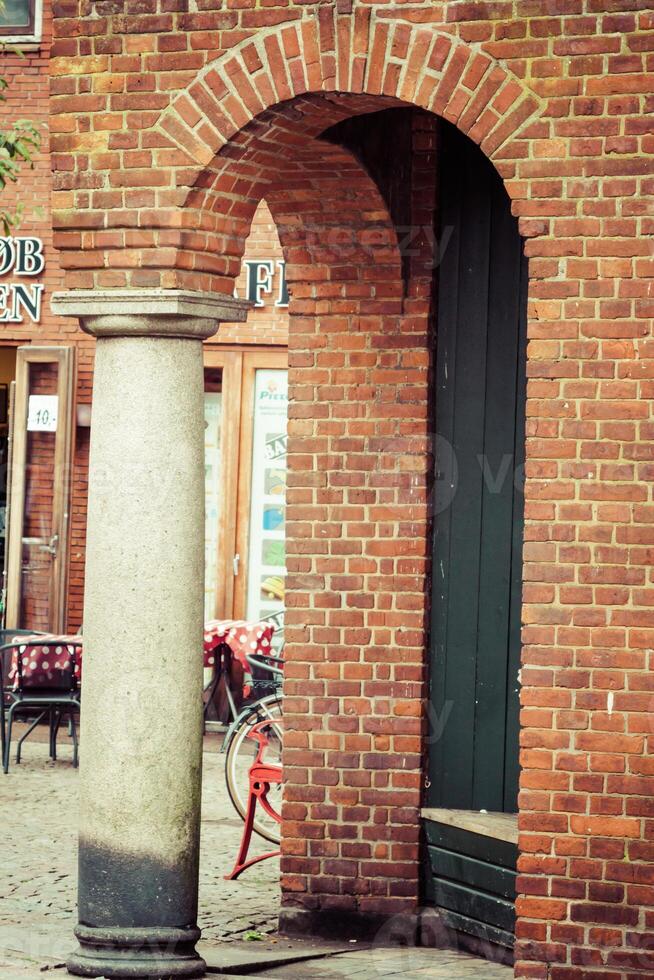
[246, 370, 288, 650]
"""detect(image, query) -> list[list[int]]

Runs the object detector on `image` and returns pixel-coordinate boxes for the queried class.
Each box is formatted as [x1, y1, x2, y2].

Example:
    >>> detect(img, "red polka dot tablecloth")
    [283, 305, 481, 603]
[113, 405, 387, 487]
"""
[5, 621, 276, 691]
[7, 636, 82, 691]
[203, 619, 275, 671]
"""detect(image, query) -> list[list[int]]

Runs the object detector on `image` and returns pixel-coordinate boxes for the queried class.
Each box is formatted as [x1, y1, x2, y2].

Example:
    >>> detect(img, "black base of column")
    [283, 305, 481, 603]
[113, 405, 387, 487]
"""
[67, 925, 206, 979]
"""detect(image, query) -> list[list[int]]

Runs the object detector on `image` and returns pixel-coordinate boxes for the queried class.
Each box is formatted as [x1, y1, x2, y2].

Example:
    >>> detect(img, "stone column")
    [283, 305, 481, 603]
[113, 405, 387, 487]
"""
[51, 290, 248, 979]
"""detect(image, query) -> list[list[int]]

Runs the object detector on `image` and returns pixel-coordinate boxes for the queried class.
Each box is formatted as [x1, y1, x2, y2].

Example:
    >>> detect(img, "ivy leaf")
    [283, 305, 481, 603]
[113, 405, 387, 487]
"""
[0, 17, 41, 230]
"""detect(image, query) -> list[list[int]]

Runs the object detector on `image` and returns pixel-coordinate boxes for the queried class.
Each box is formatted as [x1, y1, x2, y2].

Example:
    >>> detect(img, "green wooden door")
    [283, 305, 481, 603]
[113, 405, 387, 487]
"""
[428, 122, 527, 814]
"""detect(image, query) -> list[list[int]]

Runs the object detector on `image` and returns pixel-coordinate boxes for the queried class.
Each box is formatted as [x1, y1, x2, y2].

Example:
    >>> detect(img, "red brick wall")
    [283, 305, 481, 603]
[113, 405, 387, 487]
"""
[47, 4, 654, 977]
[0, 1, 93, 630]
[254, 123, 432, 926]
[215, 198, 289, 347]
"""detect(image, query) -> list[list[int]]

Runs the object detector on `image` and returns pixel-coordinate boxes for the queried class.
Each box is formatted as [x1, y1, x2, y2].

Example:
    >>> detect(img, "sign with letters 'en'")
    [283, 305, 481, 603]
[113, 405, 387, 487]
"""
[0, 237, 45, 324]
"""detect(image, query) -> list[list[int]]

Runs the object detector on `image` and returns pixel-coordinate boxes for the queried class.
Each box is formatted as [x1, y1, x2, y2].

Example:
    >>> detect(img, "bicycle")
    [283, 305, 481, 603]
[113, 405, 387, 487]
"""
[223, 650, 284, 845]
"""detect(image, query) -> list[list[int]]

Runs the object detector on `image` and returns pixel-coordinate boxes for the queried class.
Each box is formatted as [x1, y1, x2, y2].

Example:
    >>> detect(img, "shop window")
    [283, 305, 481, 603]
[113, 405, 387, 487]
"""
[0, 0, 42, 41]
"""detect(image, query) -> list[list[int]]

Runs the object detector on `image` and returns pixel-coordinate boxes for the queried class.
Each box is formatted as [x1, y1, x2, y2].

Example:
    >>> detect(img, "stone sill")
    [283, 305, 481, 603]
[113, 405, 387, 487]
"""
[421, 807, 518, 845]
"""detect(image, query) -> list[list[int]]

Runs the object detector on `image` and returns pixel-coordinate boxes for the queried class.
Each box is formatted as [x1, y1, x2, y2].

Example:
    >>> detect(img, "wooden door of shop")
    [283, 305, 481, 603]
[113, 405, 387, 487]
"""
[4, 346, 75, 634]
[424, 122, 528, 951]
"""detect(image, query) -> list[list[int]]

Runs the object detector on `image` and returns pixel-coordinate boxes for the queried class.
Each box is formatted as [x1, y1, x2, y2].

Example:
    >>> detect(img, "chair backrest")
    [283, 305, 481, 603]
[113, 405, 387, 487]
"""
[0, 628, 47, 647]
[5, 639, 81, 694]
[0, 633, 48, 694]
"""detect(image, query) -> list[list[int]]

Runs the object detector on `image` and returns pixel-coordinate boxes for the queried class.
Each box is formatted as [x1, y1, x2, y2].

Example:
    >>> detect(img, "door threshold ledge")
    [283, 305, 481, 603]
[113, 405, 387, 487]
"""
[421, 808, 518, 845]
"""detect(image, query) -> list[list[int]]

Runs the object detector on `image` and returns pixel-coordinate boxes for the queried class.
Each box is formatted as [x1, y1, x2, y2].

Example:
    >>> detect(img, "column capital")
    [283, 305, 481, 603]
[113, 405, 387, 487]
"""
[51, 288, 250, 340]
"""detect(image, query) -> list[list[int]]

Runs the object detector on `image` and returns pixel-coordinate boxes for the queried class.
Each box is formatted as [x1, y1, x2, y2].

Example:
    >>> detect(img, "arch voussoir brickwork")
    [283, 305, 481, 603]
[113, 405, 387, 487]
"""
[157, 15, 543, 184]
[52, 12, 546, 292]
[136, 18, 544, 293]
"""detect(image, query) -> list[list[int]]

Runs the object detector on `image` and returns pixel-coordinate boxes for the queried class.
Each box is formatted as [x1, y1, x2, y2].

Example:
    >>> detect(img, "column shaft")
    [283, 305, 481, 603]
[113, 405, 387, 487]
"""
[51, 290, 249, 980]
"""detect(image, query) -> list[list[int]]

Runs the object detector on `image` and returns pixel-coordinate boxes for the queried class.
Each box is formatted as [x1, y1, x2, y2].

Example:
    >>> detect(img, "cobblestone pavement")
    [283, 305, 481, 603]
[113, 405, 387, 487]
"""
[254, 946, 512, 979]
[0, 725, 511, 979]
[0, 726, 280, 977]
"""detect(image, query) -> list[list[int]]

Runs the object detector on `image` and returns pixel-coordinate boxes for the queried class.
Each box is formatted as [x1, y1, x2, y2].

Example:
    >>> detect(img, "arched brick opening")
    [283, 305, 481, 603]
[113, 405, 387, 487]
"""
[201, 104, 432, 924]
[52, 23, 544, 292]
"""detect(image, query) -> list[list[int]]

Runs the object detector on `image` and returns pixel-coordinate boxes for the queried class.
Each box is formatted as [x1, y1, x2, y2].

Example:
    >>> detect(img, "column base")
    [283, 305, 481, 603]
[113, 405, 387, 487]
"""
[67, 925, 206, 979]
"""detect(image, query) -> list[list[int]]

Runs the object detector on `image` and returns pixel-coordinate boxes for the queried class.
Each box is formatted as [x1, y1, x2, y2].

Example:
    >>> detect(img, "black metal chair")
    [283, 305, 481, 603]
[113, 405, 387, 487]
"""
[0, 629, 47, 765]
[250, 611, 285, 699]
[1, 637, 81, 773]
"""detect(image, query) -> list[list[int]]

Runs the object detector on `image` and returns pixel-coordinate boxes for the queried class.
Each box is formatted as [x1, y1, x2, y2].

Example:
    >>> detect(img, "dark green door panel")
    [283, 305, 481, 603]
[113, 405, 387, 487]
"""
[429, 877, 516, 933]
[427, 848, 517, 901]
[428, 121, 527, 814]
[422, 815, 518, 951]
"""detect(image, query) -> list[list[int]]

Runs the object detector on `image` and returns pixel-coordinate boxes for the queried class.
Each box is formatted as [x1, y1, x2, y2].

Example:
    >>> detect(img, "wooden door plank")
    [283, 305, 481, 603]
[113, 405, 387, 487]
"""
[423, 816, 518, 870]
[422, 807, 518, 844]
[427, 846, 517, 900]
[438, 129, 492, 808]
[427, 125, 462, 806]
[436, 908, 516, 951]
[472, 174, 523, 811]
[430, 877, 516, 932]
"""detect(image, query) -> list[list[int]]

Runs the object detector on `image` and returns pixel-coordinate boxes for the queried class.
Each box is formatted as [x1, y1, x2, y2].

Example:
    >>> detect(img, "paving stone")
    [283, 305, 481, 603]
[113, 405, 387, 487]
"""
[252, 947, 512, 979]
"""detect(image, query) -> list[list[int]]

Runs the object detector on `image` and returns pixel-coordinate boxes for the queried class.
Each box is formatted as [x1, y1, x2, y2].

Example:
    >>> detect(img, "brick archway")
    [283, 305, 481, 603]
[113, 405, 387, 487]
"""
[53, 19, 546, 294]
[52, 11, 549, 956]
[158, 20, 541, 176]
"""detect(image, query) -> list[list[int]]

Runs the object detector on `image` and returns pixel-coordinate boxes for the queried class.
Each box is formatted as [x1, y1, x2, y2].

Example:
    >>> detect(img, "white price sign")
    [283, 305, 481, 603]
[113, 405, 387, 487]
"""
[27, 395, 58, 432]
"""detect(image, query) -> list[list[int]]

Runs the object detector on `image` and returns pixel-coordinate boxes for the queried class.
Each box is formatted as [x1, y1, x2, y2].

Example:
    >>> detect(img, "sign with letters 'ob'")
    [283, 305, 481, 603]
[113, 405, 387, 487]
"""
[0, 237, 45, 324]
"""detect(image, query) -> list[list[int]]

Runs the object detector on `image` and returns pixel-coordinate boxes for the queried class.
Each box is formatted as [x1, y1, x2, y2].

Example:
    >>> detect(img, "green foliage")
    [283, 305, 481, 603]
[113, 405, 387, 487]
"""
[0, 43, 42, 234]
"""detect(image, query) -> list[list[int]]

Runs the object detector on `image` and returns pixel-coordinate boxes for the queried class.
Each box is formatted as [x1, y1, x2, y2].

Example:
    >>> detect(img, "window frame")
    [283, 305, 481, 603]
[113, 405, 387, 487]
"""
[0, 0, 42, 44]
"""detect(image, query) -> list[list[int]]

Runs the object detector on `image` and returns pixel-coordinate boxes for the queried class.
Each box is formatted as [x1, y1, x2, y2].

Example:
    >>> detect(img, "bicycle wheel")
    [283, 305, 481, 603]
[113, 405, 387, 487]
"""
[224, 693, 283, 845]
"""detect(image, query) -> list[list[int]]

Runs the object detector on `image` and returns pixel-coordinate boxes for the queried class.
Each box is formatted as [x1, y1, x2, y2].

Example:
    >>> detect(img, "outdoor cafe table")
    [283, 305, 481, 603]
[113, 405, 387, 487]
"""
[7, 620, 275, 696]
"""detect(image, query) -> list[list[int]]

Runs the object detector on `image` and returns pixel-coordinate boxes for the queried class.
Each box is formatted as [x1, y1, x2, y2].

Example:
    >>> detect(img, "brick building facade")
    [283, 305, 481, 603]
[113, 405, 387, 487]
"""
[1, 1, 653, 978]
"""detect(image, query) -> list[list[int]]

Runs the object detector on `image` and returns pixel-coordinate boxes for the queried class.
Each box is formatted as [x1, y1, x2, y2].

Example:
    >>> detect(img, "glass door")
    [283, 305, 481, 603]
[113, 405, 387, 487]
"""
[4, 346, 75, 633]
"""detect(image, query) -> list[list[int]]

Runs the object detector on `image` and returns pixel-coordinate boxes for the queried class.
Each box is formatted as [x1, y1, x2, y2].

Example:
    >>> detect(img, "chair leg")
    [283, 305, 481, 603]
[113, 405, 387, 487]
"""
[225, 781, 259, 880]
[225, 782, 281, 881]
[51, 710, 64, 761]
[3, 704, 15, 773]
[16, 710, 47, 764]
[49, 709, 57, 760]
[203, 668, 219, 721]
[70, 709, 79, 768]
[0, 698, 5, 766]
